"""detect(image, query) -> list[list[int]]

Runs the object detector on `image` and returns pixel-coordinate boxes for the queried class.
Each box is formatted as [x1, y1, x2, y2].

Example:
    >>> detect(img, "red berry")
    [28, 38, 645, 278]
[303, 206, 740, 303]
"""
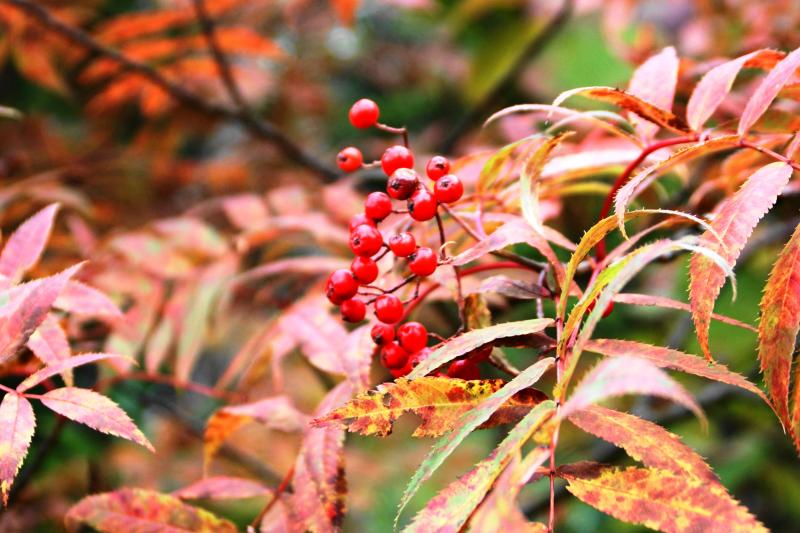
[326, 283, 348, 305]
[468, 345, 493, 363]
[349, 213, 375, 232]
[381, 145, 414, 176]
[349, 98, 380, 129]
[408, 189, 437, 221]
[397, 322, 427, 352]
[587, 299, 614, 318]
[349, 224, 383, 257]
[364, 192, 393, 222]
[434, 174, 464, 204]
[447, 359, 480, 380]
[341, 298, 366, 322]
[371, 323, 395, 346]
[388, 232, 416, 257]
[402, 347, 431, 375]
[337, 147, 363, 172]
[425, 156, 450, 181]
[351, 256, 378, 284]
[387, 168, 419, 200]
[375, 294, 404, 324]
[381, 341, 408, 369]
[328, 269, 358, 299]
[389, 365, 408, 379]
[408, 246, 437, 277]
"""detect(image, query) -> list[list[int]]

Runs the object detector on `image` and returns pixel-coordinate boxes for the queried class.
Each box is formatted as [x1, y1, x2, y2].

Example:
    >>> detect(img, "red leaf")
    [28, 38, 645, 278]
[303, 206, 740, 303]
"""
[690, 162, 793, 360]
[0, 203, 59, 282]
[739, 46, 800, 136]
[39, 387, 153, 451]
[172, 476, 271, 500]
[627, 46, 678, 140]
[0, 394, 35, 504]
[17, 353, 132, 392]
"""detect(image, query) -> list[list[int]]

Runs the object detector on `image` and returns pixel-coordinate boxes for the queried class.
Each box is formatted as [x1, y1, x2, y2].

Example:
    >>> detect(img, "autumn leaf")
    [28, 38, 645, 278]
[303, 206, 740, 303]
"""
[0, 203, 59, 283]
[65, 488, 237, 532]
[758, 223, 800, 435]
[690, 162, 794, 360]
[16, 353, 132, 392]
[39, 387, 153, 451]
[613, 293, 756, 332]
[152, 217, 229, 258]
[519, 131, 573, 236]
[0, 393, 35, 505]
[172, 476, 272, 500]
[312, 376, 547, 437]
[558, 462, 767, 533]
[55, 280, 123, 318]
[627, 46, 678, 140]
[26, 314, 71, 372]
[739, 46, 800, 135]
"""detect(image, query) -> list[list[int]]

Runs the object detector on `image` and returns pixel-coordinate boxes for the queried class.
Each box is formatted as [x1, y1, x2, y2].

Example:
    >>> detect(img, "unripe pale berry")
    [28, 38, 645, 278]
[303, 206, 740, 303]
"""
[341, 298, 366, 322]
[381, 145, 414, 176]
[337, 147, 363, 172]
[349, 213, 375, 232]
[351, 256, 379, 284]
[328, 269, 358, 299]
[408, 246, 437, 277]
[408, 189, 437, 221]
[397, 322, 427, 352]
[426, 155, 450, 181]
[388, 232, 416, 257]
[371, 323, 395, 346]
[349, 224, 383, 257]
[349, 99, 379, 129]
[387, 168, 419, 200]
[434, 174, 464, 204]
[375, 294, 404, 324]
[381, 341, 408, 369]
[364, 191, 393, 221]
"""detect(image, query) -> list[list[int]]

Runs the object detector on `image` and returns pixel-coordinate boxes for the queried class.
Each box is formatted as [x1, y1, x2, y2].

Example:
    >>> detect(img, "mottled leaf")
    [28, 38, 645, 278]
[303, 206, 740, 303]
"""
[739, 46, 800, 136]
[173, 476, 271, 500]
[0, 394, 35, 504]
[17, 353, 132, 392]
[690, 162, 793, 360]
[627, 46, 678, 139]
[0, 203, 59, 283]
[558, 462, 767, 533]
[40, 387, 153, 451]
[65, 488, 236, 532]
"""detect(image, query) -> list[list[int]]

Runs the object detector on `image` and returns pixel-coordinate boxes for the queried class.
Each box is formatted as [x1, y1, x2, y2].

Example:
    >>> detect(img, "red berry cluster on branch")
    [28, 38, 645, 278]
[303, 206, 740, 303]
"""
[328, 98, 468, 378]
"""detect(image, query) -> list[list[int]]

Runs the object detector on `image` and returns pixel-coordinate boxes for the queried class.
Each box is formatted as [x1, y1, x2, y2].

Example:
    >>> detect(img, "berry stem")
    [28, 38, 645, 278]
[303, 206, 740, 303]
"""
[375, 122, 409, 148]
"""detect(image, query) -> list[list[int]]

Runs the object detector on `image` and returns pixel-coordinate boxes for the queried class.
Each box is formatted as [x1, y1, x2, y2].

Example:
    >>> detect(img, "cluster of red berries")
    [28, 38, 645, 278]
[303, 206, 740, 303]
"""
[327, 98, 469, 378]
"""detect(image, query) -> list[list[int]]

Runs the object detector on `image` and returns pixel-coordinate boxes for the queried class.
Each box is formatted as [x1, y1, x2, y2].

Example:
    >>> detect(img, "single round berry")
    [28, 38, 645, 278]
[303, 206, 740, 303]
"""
[349, 98, 380, 129]
[434, 174, 464, 204]
[397, 322, 427, 352]
[468, 345, 493, 363]
[341, 298, 366, 322]
[364, 192, 393, 222]
[349, 224, 383, 257]
[447, 359, 480, 380]
[381, 145, 415, 176]
[408, 246, 437, 277]
[387, 168, 419, 200]
[587, 299, 614, 318]
[375, 294, 404, 324]
[328, 269, 358, 299]
[337, 147, 363, 172]
[371, 323, 395, 346]
[351, 256, 378, 284]
[326, 283, 348, 305]
[408, 189, 437, 221]
[349, 213, 375, 232]
[381, 341, 408, 369]
[388, 232, 416, 257]
[402, 347, 430, 375]
[426, 156, 450, 181]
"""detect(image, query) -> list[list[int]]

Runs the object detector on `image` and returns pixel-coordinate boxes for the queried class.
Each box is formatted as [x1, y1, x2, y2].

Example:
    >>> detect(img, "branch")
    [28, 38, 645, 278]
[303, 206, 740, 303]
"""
[4, 0, 340, 182]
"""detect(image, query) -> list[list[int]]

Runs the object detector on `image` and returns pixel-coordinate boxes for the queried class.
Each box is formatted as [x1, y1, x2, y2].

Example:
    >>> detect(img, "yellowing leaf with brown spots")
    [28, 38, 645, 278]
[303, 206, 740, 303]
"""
[311, 377, 547, 438]
[558, 462, 767, 533]
[65, 488, 237, 532]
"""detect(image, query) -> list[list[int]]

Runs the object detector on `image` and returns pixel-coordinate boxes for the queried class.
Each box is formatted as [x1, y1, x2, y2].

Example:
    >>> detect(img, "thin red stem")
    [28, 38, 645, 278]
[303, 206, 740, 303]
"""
[98, 372, 241, 402]
[250, 464, 295, 528]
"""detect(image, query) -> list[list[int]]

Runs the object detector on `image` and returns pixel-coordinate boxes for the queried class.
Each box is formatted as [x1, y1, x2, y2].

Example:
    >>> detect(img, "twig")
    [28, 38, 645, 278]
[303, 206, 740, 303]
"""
[249, 464, 295, 529]
[4, 0, 339, 182]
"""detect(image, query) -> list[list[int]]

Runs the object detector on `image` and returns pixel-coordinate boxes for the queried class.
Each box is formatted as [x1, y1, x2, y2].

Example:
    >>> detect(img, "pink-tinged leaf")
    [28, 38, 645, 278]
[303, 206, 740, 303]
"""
[222, 193, 269, 230]
[339, 325, 373, 391]
[558, 462, 767, 533]
[0, 394, 35, 504]
[627, 46, 679, 139]
[172, 476, 271, 500]
[585, 339, 767, 404]
[109, 232, 195, 279]
[260, 494, 293, 533]
[560, 356, 704, 424]
[614, 293, 756, 332]
[0, 204, 59, 283]
[0, 263, 83, 365]
[687, 50, 779, 130]
[569, 406, 716, 482]
[280, 295, 349, 376]
[402, 403, 554, 532]
[758, 223, 800, 434]
[690, 162, 793, 360]
[27, 314, 71, 369]
[104, 276, 164, 370]
[291, 382, 351, 533]
[739, 46, 800, 136]
[55, 281, 123, 318]
[153, 217, 229, 258]
[17, 353, 132, 392]
[233, 257, 350, 288]
[39, 387, 153, 451]
[65, 488, 237, 532]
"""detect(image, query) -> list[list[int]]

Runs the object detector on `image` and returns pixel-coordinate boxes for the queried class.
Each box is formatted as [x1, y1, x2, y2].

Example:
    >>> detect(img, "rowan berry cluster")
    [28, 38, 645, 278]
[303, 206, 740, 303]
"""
[327, 98, 472, 378]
